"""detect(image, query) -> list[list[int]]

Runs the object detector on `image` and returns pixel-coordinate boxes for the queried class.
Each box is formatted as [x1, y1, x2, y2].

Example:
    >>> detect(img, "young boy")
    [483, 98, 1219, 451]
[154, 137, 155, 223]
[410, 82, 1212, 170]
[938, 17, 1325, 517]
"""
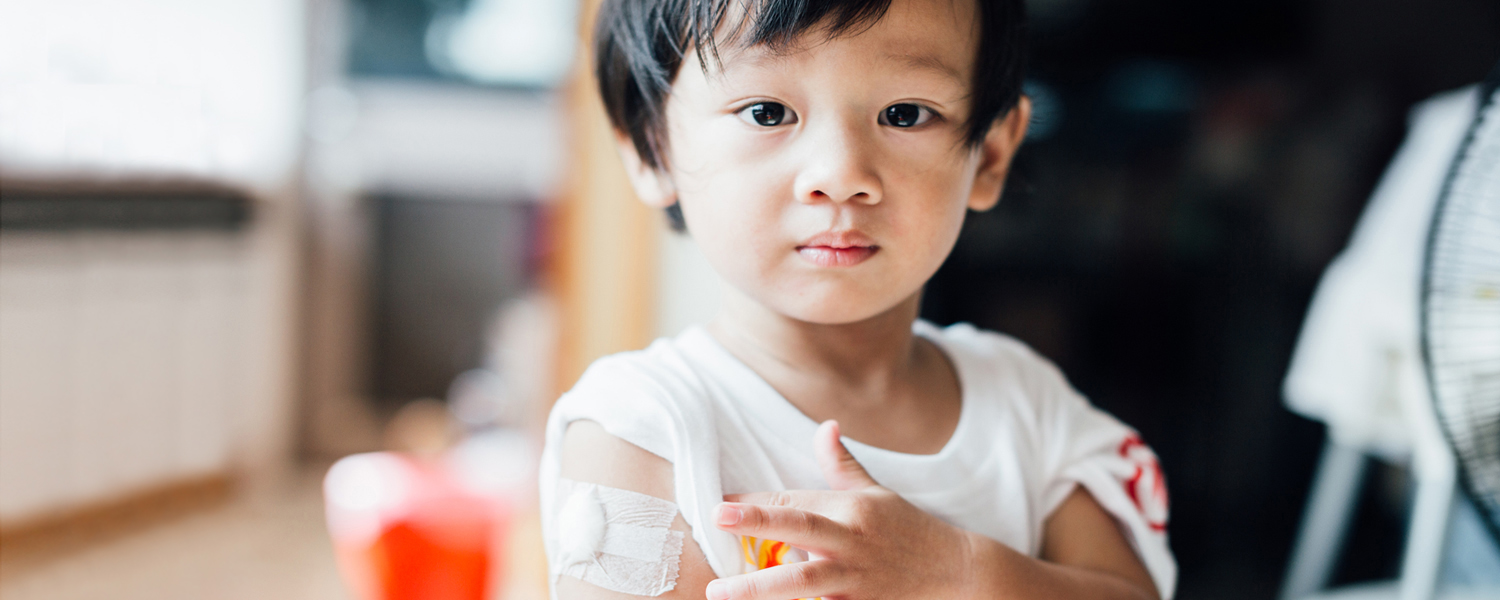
[541, 0, 1175, 598]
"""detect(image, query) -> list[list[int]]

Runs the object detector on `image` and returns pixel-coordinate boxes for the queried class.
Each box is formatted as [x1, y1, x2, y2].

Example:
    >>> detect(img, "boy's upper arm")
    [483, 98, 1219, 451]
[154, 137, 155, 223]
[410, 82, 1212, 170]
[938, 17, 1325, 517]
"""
[554, 419, 717, 600]
[1022, 342, 1174, 598]
[1040, 486, 1161, 600]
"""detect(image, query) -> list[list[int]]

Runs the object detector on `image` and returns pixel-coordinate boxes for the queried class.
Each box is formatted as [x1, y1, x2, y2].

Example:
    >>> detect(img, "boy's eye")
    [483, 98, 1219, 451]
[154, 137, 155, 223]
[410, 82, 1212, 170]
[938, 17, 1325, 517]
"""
[738, 102, 795, 127]
[881, 103, 933, 128]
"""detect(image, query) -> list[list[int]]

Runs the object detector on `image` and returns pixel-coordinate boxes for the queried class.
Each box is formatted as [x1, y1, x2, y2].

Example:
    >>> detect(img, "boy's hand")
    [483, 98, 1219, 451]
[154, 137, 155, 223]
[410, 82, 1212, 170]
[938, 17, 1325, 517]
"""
[708, 420, 980, 600]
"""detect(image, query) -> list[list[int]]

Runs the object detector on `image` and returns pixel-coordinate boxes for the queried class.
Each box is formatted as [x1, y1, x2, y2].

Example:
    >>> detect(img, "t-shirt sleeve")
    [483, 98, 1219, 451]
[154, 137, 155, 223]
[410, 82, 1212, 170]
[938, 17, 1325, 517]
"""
[538, 350, 745, 584]
[547, 358, 681, 462]
[1033, 359, 1177, 599]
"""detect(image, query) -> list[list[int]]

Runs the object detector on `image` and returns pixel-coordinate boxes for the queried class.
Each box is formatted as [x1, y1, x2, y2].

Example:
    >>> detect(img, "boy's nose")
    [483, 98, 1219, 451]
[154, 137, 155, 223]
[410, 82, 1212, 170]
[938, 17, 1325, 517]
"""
[793, 124, 883, 206]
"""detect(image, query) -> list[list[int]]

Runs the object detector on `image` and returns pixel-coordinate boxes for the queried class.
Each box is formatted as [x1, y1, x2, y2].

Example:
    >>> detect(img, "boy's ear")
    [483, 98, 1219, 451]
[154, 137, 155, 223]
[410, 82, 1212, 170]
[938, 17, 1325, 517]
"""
[967, 96, 1031, 212]
[614, 132, 677, 208]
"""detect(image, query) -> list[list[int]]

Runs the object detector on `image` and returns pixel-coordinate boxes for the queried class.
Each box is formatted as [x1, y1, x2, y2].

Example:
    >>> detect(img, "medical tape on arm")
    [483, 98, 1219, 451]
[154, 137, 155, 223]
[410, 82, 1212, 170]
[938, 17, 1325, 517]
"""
[554, 478, 685, 596]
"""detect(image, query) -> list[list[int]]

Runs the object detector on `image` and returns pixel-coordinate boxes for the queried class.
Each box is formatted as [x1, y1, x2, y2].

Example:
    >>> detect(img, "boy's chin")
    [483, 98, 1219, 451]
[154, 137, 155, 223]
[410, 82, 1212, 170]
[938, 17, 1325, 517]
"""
[765, 293, 918, 327]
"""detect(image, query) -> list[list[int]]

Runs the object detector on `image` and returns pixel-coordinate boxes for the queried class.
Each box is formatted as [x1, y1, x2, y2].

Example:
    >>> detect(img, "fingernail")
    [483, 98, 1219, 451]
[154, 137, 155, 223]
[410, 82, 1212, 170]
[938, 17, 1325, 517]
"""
[717, 504, 742, 526]
[706, 579, 730, 600]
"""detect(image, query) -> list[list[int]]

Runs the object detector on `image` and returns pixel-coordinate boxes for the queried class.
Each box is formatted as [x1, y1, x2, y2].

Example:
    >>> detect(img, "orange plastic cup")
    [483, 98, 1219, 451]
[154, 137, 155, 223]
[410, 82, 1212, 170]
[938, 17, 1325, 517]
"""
[325, 452, 511, 600]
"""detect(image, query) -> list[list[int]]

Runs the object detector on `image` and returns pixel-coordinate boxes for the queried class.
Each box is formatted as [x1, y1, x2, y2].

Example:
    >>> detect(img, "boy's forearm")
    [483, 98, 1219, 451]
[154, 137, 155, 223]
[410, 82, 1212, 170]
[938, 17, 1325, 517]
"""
[964, 532, 1158, 600]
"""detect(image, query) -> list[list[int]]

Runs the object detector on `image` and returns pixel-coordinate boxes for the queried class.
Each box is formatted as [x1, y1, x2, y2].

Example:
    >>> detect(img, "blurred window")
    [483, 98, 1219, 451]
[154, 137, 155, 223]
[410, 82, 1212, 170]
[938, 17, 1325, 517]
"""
[346, 0, 577, 88]
[0, 0, 304, 187]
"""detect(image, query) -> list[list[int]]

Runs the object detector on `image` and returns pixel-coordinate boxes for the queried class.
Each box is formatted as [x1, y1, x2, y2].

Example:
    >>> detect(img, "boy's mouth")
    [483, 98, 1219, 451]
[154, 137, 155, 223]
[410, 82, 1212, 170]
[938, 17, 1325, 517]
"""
[796, 231, 879, 267]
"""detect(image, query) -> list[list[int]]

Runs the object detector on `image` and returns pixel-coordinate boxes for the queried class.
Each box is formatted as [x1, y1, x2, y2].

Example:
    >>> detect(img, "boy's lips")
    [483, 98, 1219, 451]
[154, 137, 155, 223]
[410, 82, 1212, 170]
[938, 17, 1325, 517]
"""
[795, 230, 879, 267]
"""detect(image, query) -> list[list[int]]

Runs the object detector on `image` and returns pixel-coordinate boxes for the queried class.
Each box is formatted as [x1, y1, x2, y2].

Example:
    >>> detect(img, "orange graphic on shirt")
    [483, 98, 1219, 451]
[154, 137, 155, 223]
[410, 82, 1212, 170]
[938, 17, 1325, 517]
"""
[739, 536, 822, 600]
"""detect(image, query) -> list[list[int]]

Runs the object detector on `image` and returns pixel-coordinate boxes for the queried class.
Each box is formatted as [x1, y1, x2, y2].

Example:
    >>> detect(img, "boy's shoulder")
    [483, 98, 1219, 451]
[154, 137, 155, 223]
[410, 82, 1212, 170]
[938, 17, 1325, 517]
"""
[551, 322, 1085, 446]
[549, 331, 723, 459]
[921, 320, 1039, 360]
[921, 321, 1073, 391]
[920, 321, 1092, 431]
[562, 331, 713, 404]
[552, 330, 732, 447]
[563, 321, 1076, 402]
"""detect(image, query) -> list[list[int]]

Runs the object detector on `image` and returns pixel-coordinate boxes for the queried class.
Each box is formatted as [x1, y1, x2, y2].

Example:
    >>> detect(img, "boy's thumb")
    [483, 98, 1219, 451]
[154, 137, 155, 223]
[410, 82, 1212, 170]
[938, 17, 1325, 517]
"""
[815, 420, 879, 491]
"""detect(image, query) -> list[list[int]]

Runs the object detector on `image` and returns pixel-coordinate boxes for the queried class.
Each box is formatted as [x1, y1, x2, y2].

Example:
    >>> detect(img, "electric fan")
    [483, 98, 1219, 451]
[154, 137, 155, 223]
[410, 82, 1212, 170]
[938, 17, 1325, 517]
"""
[1421, 58, 1500, 546]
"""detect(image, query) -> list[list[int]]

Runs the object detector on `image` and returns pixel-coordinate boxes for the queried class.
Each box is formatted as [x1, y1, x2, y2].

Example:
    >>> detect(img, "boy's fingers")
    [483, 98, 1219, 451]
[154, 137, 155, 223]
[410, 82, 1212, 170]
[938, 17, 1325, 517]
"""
[705, 561, 849, 600]
[714, 502, 849, 553]
[722, 489, 841, 513]
[815, 420, 880, 491]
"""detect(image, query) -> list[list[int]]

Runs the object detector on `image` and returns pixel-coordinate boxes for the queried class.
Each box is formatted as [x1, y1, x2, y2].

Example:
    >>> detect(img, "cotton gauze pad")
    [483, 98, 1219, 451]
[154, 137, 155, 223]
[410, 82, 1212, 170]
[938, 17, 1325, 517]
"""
[554, 478, 685, 596]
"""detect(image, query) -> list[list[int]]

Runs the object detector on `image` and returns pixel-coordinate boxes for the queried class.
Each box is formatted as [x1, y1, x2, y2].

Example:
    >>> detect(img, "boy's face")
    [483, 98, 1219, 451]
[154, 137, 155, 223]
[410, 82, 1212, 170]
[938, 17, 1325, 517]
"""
[623, 0, 1029, 325]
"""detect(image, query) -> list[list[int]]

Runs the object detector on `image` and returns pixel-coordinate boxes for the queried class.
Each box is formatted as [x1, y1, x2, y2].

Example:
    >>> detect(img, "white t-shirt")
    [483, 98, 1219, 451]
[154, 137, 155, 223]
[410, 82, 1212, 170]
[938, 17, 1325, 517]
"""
[540, 320, 1176, 598]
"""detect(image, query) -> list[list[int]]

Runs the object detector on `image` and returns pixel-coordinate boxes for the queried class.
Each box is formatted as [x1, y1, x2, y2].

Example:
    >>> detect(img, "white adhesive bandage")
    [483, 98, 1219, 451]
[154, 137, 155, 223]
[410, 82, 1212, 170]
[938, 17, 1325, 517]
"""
[554, 478, 685, 596]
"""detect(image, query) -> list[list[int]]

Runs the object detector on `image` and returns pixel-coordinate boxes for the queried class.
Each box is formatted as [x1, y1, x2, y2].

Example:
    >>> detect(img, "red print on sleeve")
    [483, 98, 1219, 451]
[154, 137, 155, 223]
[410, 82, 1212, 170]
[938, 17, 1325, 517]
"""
[1118, 434, 1169, 532]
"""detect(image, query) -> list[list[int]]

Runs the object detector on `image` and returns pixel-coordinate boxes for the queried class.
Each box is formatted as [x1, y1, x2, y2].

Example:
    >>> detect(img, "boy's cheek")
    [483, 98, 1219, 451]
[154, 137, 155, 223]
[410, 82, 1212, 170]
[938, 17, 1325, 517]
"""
[679, 126, 788, 170]
[673, 162, 788, 212]
[672, 139, 793, 203]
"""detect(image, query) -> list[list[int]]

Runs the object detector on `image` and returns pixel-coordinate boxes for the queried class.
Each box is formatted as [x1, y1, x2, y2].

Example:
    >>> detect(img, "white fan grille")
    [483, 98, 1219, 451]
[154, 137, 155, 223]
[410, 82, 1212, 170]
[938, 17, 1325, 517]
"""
[1423, 70, 1500, 543]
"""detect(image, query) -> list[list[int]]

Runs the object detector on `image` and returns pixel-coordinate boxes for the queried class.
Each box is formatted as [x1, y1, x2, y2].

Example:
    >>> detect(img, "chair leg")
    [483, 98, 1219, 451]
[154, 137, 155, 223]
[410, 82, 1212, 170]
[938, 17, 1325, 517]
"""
[1399, 466, 1455, 600]
[1280, 440, 1369, 600]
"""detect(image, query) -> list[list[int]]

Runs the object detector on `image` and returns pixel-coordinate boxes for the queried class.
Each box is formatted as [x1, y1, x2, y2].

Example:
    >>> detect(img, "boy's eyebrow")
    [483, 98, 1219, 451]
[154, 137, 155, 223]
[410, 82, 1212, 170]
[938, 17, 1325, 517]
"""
[887, 52, 964, 85]
[720, 49, 793, 74]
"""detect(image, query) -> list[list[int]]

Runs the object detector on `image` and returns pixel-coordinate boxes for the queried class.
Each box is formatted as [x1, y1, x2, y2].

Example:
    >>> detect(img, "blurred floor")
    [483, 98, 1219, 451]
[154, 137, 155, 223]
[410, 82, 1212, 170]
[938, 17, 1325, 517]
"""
[0, 467, 349, 600]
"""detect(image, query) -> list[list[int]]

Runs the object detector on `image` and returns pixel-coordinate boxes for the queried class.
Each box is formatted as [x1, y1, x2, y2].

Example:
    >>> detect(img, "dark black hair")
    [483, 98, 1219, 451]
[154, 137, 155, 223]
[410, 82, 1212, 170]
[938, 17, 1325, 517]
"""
[594, 0, 1028, 231]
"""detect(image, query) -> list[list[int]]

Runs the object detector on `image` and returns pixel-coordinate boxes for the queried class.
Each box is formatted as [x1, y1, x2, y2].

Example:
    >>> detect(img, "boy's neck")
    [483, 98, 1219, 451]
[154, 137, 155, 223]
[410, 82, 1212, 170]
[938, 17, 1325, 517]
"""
[706, 285, 933, 411]
[707, 284, 963, 455]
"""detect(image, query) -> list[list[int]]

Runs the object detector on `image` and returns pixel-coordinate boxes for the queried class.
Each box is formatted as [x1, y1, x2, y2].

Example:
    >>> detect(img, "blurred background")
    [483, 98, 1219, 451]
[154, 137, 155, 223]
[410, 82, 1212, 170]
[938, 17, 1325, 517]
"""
[0, 0, 1496, 598]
